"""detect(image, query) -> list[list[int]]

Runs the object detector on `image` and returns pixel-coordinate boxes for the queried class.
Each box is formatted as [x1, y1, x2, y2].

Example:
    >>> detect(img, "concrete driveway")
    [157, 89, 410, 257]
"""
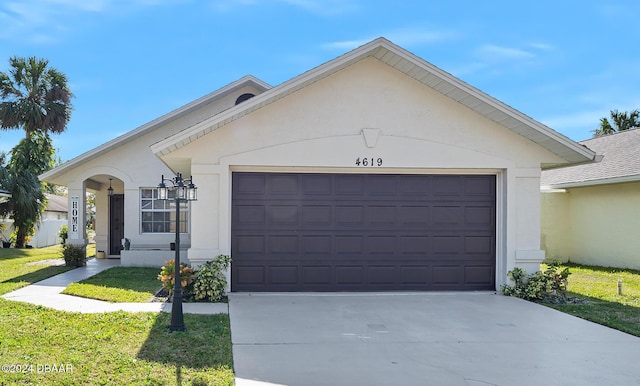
[229, 292, 640, 386]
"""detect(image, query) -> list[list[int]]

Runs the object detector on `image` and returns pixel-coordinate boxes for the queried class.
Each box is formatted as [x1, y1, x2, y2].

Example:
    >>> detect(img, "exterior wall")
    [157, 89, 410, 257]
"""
[55, 85, 267, 266]
[166, 57, 565, 289]
[542, 182, 640, 270]
[540, 190, 571, 262]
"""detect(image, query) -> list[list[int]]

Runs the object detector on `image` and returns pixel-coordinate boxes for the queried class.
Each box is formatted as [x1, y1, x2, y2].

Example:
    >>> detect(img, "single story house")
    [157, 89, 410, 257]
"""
[541, 128, 640, 270]
[40, 37, 598, 292]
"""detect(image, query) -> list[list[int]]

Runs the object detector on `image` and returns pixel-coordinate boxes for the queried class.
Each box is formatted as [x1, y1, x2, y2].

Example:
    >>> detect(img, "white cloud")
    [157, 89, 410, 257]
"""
[211, 0, 358, 16]
[477, 44, 536, 61]
[321, 28, 458, 51]
[0, 0, 181, 43]
[279, 0, 359, 16]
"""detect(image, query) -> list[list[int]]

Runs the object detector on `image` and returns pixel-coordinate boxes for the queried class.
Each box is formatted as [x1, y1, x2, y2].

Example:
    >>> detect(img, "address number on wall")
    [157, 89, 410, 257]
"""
[355, 157, 383, 167]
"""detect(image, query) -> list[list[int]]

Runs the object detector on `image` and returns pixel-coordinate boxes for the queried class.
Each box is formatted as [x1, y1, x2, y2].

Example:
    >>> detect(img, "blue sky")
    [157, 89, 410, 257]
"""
[1, 0, 639, 162]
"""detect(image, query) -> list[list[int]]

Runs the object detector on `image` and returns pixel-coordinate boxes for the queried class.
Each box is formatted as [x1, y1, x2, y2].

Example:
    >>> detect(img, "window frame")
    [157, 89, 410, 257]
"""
[140, 188, 190, 234]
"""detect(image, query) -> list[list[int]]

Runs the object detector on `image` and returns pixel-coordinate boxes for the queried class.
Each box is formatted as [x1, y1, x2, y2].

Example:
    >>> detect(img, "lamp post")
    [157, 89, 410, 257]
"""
[157, 172, 197, 332]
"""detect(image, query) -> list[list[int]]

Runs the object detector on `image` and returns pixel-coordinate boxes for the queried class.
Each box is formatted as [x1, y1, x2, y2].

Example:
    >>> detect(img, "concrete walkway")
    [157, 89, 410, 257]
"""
[1, 258, 228, 314]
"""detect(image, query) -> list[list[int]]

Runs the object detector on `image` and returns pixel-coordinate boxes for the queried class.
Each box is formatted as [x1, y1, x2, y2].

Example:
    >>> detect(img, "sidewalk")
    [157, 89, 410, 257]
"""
[1, 258, 228, 314]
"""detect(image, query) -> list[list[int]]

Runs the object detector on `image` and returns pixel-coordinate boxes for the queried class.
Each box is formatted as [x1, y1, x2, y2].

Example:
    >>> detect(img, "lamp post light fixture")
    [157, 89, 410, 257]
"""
[157, 172, 197, 332]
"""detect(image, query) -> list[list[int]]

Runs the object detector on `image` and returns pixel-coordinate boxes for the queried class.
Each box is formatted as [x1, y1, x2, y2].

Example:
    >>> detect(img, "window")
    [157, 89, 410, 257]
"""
[140, 188, 188, 233]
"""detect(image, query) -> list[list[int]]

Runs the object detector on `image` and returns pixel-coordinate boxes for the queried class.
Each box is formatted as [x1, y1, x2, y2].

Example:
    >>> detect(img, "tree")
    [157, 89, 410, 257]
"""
[0, 56, 73, 137]
[0, 57, 73, 247]
[0, 134, 54, 247]
[593, 109, 640, 137]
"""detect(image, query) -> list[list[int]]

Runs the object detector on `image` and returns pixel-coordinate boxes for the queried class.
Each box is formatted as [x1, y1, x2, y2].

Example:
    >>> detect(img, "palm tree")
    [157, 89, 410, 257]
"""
[593, 109, 640, 137]
[0, 57, 73, 247]
[0, 56, 73, 136]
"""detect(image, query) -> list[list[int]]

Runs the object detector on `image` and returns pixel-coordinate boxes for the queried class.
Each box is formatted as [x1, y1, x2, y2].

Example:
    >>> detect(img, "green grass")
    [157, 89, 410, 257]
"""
[0, 246, 234, 385]
[0, 245, 74, 294]
[62, 267, 162, 303]
[544, 263, 640, 337]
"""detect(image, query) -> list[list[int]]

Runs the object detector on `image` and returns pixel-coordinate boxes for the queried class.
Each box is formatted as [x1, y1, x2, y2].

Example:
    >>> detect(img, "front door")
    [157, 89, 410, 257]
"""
[109, 194, 125, 256]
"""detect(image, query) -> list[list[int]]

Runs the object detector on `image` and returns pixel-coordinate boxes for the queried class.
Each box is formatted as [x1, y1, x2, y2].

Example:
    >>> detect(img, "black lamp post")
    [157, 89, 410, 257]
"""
[157, 172, 197, 332]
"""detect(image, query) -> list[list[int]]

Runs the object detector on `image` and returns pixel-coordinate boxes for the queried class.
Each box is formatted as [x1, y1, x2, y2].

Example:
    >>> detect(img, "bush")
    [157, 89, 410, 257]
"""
[157, 259, 194, 297]
[58, 224, 68, 245]
[62, 244, 87, 267]
[193, 254, 231, 302]
[501, 264, 571, 302]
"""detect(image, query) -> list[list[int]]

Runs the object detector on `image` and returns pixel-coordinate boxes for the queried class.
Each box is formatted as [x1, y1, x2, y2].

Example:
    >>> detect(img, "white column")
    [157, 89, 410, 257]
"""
[67, 180, 87, 246]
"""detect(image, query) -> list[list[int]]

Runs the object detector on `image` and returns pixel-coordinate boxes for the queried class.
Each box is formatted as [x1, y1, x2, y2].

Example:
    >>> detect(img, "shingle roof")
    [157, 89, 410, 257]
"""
[541, 128, 640, 188]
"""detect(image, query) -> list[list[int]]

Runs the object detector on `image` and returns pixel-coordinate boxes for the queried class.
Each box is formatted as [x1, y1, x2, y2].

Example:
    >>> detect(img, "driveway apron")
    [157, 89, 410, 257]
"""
[229, 292, 640, 386]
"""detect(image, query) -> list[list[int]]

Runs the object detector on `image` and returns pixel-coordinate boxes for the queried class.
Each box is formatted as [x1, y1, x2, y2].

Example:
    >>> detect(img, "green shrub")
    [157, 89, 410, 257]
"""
[193, 254, 231, 302]
[62, 244, 87, 267]
[501, 264, 571, 302]
[58, 224, 68, 245]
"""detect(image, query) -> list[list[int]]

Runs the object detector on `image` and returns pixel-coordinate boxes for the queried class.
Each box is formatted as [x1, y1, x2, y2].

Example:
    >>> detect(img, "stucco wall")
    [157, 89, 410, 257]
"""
[542, 182, 640, 270]
[540, 190, 571, 262]
[56, 84, 266, 263]
[165, 57, 565, 287]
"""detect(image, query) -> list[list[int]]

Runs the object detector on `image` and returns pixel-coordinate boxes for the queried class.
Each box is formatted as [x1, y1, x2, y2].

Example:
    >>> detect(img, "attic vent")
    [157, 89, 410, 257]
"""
[235, 93, 255, 105]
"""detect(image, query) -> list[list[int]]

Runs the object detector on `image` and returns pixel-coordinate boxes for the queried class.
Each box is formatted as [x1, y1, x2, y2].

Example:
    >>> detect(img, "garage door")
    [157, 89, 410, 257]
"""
[231, 172, 496, 291]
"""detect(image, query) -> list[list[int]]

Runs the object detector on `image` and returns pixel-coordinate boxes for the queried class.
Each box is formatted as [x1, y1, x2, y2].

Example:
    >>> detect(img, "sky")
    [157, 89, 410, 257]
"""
[0, 0, 639, 162]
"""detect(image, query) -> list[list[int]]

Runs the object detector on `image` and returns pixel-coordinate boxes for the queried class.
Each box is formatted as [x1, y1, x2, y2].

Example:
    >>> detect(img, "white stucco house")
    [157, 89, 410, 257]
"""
[541, 128, 640, 270]
[40, 38, 598, 292]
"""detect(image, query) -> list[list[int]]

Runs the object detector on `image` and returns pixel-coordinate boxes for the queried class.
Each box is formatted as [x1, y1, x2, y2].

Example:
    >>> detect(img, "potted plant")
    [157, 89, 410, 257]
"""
[62, 244, 87, 267]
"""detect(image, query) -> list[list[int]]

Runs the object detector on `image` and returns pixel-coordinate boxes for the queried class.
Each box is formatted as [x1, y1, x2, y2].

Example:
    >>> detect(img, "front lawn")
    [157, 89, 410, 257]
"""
[545, 264, 640, 337]
[0, 246, 234, 385]
[62, 267, 161, 302]
[0, 245, 74, 294]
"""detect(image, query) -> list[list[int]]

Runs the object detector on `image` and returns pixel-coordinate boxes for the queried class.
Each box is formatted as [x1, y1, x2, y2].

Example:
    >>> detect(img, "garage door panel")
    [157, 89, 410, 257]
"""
[465, 265, 494, 285]
[303, 266, 332, 285]
[335, 236, 365, 254]
[269, 174, 299, 195]
[270, 266, 298, 284]
[235, 266, 266, 286]
[432, 265, 462, 285]
[400, 266, 430, 286]
[465, 236, 494, 255]
[335, 205, 365, 225]
[301, 174, 332, 195]
[367, 235, 397, 254]
[302, 235, 332, 254]
[232, 173, 496, 291]
[335, 175, 365, 195]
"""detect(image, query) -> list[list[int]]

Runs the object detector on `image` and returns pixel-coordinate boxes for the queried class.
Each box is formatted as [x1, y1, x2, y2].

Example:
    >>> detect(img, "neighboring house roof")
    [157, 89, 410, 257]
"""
[40, 75, 272, 182]
[45, 194, 68, 213]
[541, 128, 640, 188]
[151, 37, 598, 170]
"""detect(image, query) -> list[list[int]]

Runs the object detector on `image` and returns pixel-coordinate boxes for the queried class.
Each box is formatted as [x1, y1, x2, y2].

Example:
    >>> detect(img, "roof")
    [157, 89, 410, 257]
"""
[40, 75, 272, 183]
[542, 128, 640, 188]
[151, 37, 598, 170]
[45, 194, 68, 213]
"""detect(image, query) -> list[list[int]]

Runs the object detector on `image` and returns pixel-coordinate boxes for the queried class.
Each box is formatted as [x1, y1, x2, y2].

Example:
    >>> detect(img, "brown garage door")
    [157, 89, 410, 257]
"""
[231, 172, 495, 291]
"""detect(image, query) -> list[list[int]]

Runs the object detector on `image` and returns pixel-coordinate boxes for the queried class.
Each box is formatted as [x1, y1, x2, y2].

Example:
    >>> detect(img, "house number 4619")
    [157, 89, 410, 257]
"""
[355, 157, 383, 167]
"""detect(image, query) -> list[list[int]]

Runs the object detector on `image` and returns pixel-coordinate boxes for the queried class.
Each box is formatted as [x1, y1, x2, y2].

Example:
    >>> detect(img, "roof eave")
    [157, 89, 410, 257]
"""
[543, 173, 640, 189]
